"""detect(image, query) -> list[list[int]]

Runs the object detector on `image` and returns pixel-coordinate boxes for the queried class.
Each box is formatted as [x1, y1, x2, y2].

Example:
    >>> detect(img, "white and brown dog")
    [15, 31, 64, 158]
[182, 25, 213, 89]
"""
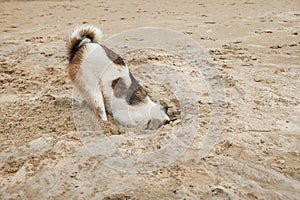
[67, 25, 169, 130]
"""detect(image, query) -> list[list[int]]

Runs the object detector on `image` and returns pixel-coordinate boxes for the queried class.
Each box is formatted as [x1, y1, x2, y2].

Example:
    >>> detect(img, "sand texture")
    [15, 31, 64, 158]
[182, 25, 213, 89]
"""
[1, 0, 300, 199]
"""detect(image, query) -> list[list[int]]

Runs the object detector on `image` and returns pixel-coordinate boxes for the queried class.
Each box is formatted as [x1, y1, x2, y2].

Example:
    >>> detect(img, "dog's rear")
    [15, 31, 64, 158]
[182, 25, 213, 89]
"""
[67, 25, 108, 121]
[66, 25, 169, 129]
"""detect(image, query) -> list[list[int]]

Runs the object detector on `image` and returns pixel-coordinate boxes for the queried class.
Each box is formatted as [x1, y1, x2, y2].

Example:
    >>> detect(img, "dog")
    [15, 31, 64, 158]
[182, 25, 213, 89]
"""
[66, 25, 169, 130]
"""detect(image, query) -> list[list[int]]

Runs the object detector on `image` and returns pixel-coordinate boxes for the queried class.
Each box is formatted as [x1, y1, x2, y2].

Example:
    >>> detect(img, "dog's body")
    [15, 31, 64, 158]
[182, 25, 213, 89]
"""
[67, 25, 169, 129]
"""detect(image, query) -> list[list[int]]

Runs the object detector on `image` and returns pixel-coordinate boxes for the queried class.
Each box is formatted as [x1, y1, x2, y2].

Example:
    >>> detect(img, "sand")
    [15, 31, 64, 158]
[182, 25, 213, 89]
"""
[1, 0, 300, 199]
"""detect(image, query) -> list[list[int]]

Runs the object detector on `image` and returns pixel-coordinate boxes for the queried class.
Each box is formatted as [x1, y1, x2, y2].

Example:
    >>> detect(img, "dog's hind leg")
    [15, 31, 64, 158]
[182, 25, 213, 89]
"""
[75, 77, 108, 121]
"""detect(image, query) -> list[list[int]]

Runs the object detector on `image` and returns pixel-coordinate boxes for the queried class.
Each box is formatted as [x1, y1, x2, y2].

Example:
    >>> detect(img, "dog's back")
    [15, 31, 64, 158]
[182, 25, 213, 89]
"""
[67, 25, 169, 129]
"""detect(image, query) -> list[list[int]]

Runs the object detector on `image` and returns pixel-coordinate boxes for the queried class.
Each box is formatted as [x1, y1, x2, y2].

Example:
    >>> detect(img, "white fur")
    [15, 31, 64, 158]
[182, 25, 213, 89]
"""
[69, 25, 103, 44]
[69, 25, 169, 129]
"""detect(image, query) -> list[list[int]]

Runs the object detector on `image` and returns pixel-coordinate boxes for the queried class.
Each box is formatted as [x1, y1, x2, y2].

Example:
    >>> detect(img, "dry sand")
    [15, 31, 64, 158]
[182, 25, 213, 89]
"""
[1, 0, 300, 199]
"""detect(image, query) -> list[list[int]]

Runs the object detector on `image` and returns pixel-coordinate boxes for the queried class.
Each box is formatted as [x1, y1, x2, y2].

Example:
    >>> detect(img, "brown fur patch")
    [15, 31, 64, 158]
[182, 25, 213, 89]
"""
[101, 45, 126, 66]
[67, 28, 97, 61]
[111, 73, 147, 106]
[68, 46, 86, 82]
[78, 28, 96, 41]
[127, 87, 147, 105]
[94, 106, 104, 120]
[127, 72, 147, 105]
[111, 77, 127, 98]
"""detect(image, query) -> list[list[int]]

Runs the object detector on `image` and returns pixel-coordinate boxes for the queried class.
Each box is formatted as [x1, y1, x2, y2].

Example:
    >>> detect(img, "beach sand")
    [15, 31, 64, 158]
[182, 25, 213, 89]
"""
[0, 0, 299, 199]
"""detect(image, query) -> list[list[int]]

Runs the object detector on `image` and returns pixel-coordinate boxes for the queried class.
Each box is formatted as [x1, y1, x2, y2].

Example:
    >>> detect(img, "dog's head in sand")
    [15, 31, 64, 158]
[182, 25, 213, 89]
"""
[67, 25, 169, 130]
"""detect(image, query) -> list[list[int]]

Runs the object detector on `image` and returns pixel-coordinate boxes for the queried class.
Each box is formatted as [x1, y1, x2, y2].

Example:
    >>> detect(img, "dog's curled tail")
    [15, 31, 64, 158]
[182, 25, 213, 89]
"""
[66, 25, 103, 61]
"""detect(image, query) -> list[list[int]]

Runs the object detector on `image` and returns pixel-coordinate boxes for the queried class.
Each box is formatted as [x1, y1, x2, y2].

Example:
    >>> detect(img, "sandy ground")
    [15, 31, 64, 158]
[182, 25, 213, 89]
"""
[1, 0, 300, 199]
